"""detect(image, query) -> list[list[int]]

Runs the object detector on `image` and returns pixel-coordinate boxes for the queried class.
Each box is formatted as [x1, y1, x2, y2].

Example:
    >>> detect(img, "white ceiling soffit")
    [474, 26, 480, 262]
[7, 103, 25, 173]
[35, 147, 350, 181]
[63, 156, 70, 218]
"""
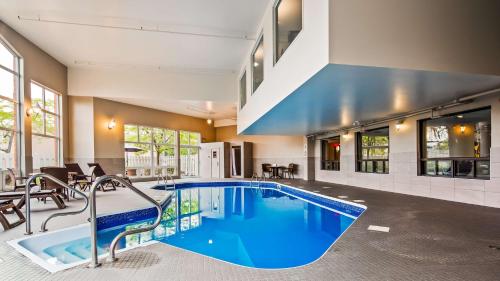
[0, 0, 271, 119]
[105, 97, 238, 120]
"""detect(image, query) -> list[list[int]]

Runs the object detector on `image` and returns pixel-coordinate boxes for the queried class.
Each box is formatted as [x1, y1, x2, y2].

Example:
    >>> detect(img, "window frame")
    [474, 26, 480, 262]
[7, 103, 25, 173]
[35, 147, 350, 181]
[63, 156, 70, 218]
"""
[251, 32, 264, 95]
[355, 127, 390, 174]
[417, 107, 491, 180]
[179, 130, 201, 177]
[273, 0, 304, 65]
[30, 81, 62, 169]
[0, 38, 22, 173]
[124, 124, 178, 177]
[320, 136, 340, 171]
[239, 71, 247, 109]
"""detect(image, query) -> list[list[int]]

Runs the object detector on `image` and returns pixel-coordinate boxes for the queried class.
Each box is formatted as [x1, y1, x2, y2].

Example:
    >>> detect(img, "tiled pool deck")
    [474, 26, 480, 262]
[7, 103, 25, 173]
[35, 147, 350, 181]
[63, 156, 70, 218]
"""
[1, 179, 500, 281]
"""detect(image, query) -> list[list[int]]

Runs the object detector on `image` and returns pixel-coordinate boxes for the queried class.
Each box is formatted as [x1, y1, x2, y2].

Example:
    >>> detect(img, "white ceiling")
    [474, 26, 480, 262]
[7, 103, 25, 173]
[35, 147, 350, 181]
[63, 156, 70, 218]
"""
[0, 0, 271, 119]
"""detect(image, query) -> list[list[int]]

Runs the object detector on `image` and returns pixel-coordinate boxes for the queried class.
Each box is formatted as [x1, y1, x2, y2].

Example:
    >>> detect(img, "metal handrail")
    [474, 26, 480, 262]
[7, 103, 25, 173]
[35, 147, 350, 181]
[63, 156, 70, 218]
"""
[88, 175, 166, 267]
[157, 174, 176, 188]
[25, 173, 89, 235]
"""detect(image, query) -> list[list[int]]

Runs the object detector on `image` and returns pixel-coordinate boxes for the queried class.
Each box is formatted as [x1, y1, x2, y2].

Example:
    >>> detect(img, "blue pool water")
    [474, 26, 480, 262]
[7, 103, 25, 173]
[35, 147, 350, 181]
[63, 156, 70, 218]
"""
[38, 184, 365, 269]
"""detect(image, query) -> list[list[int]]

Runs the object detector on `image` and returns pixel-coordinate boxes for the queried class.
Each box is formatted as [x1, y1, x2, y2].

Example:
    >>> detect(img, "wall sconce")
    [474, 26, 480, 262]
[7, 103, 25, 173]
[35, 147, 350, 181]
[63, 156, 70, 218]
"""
[207, 119, 213, 125]
[395, 120, 405, 131]
[108, 119, 116, 130]
[460, 124, 466, 134]
[26, 107, 33, 117]
[342, 131, 350, 139]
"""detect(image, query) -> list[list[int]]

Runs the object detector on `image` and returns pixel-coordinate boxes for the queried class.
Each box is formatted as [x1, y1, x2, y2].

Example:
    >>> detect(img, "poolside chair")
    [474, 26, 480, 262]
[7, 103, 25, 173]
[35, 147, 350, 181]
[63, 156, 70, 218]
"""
[7, 168, 30, 191]
[64, 163, 92, 191]
[0, 190, 66, 210]
[282, 163, 296, 179]
[0, 200, 26, 230]
[261, 163, 272, 179]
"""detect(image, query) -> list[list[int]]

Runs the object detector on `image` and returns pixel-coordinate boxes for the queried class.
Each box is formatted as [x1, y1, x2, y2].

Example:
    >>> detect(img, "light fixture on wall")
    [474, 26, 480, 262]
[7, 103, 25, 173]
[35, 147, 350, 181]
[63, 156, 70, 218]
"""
[460, 124, 466, 134]
[26, 107, 33, 117]
[395, 119, 405, 131]
[207, 119, 213, 125]
[342, 131, 349, 139]
[206, 111, 214, 126]
[108, 119, 116, 130]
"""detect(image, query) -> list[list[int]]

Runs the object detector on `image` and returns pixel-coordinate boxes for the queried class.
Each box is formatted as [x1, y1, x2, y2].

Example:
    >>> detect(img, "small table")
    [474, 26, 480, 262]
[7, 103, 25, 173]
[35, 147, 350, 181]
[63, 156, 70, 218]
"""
[269, 166, 286, 179]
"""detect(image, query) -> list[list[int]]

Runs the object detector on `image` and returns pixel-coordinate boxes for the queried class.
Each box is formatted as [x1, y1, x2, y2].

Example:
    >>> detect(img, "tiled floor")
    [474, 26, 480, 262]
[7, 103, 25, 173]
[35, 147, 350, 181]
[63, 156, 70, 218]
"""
[1, 179, 500, 281]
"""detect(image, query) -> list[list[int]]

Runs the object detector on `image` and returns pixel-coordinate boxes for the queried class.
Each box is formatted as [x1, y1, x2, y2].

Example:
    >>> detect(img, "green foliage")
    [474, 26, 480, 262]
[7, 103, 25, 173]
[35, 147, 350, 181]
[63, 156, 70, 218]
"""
[0, 99, 14, 129]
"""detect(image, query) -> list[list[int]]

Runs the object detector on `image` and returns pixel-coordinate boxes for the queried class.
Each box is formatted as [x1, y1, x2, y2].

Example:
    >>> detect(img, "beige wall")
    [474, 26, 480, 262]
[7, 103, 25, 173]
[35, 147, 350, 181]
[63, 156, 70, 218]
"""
[69, 97, 216, 175]
[215, 125, 306, 179]
[0, 20, 68, 173]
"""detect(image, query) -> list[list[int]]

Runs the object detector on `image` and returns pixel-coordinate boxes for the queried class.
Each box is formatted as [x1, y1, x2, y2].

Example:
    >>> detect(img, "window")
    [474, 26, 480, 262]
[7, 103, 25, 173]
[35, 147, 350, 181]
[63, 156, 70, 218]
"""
[31, 82, 61, 170]
[356, 127, 389, 174]
[274, 0, 303, 63]
[239, 72, 247, 109]
[251, 35, 264, 93]
[180, 131, 200, 177]
[0, 40, 20, 173]
[321, 136, 340, 171]
[419, 108, 491, 179]
[124, 125, 177, 177]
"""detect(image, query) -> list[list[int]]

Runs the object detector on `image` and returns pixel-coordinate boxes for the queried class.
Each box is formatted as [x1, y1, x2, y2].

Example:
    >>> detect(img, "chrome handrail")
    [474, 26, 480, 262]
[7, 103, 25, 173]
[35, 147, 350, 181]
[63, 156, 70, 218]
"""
[25, 173, 89, 235]
[157, 174, 176, 188]
[89, 175, 166, 267]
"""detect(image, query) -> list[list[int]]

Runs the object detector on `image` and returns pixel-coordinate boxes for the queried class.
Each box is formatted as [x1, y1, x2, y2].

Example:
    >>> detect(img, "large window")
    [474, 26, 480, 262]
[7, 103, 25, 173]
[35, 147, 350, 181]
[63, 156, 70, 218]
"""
[321, 136, 340, 171]
[0, 40, 20, 173]
[356, 127, 389, 174]
[180, 131, 200, 177]
[124, 125, 177, 177]
[251, 35, 264, 93]
[31, 82, 61, 170]
[239, 72, 247, 109]
[419, 108, 491, 179]
[274, 0, 303, 63]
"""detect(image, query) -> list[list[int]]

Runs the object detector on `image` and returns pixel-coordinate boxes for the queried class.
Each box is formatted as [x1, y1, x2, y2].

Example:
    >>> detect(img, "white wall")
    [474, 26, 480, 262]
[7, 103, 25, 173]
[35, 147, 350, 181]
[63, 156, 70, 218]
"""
[237, 0, 330, 134]
[68, 66, 236, 102]
[315, 97, 500, 208]
[330, 0, 500, 76]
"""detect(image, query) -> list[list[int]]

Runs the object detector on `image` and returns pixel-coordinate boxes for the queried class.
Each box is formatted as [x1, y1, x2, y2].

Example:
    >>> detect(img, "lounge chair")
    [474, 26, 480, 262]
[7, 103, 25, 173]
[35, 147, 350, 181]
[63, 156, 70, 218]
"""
[40, 167, 72, 200]
[7, 168, 30, 191]
[64, 163, 92, 191]
[0, 190, 66, 210]
[87, 163, 125, 191]
[0, 200, 26, 230]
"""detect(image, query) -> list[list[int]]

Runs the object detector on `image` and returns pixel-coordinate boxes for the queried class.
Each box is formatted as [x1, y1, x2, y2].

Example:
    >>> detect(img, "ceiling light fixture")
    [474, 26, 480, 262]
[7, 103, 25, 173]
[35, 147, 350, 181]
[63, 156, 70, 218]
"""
[253, 62, 259, 67]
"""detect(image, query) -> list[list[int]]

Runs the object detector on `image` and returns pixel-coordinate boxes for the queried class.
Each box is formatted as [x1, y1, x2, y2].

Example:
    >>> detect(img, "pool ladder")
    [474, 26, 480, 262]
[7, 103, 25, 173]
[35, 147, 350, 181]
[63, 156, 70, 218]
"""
[88, 175, 172, 267]
[157, 174, 176, 191]
[24, 173, 89, 235]
[251, 173, 265, 191]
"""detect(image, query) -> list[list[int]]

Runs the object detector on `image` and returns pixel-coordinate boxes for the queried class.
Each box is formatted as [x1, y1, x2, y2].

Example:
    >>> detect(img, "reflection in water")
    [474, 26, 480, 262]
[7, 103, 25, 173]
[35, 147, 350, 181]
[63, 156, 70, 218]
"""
[98, 187, 356, 268]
